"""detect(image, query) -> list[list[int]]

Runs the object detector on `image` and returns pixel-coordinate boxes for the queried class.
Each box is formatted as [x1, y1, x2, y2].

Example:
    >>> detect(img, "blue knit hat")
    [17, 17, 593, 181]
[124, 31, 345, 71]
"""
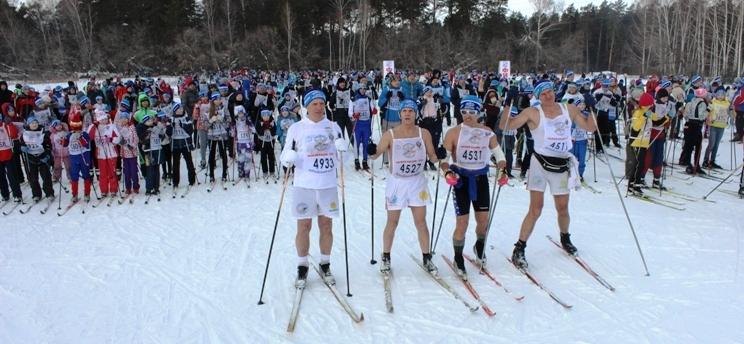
[26, 116, 38, 125]
[79, 96, 90, 107]
[660, 80, 672, 89]
[218, 85, 228, 93]
[303, 89, 326, 107]
[460, 95, 482, 112]
[690, 75, 702, 84]
[172, 102, 182, 113]
[141, 114, 152, 123]
[209, 93, 219, 101]
[400, 99, 418, 112]
[34, 98, 44, 107]
[533, 81, 554, 98]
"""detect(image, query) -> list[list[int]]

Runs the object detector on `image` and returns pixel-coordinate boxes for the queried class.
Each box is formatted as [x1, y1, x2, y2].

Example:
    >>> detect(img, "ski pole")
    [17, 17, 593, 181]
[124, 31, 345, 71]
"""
[431, 185, 451, 255]
[370, 157, 377, 265]
[338, 136, 352, 297]
[257, 142, 294, 305]
[430, 161, 441, 253]
[591, 110, 650, 276]
[702, 162, 744, 200]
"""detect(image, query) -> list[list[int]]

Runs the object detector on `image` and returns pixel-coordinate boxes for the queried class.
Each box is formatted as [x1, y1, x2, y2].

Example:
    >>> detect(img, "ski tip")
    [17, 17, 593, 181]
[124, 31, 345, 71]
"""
[469, 306, 480, 313]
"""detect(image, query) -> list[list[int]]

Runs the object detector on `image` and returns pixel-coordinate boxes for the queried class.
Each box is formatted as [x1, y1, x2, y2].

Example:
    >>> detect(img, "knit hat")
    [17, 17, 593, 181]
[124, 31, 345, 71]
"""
[117, 112, 131, 120]
[694, 88, 707, 98]
[26, 116, 38, 125]
[95, 110, 109, 122]
[79, 96, 90, 107]
[141, 114, 153, 123]
[280, 105, 290, 113]
[533, 81, 554, 98]
[235, 105, 246, 114]
[172, 102, 182, 113]
[460, 95, 482, 112]
[209, 93, 219, 101]
[656, 88, 669, 99]
[400, 99, 418, 112]
[639, 93, 654, 108]
[303, 89, 326, 107]
[260, 109, 272, 118]
[423, 86, 433, 95]
[715, 89, 726, 97]
[660, 80, 672, 89]
[690, 75, 702, 84]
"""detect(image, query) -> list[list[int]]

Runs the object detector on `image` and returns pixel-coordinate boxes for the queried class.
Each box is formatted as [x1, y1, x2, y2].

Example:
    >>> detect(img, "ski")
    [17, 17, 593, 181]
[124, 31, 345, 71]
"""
[409, 254, 479, 313]
[463, 254, 525, 301]
[118, 193, 131, 205]
[172, 186, 178, 199]
[19, 199, 42, 214]
[57, 200, 79, 216]
[39, 197, 56, 214]
[309, 261, 365, 323]
[442, 256, 495, 317]
[207, 181, 216, 192]
[91, 195, 108, 208]
[2, 200, 23, 216]
[506, 257, 573, 309]
[106, 194, 118, 206]
[546, 235, 616, 292]
[382, 271, 394, 313]
[0, 200, 9, 211]
[286, 284, 305, 333]
[144, 194, 154, 204]
[580, 181, 602, 194]
[80, 198, 90, 214]
[629, 194, 685, 211]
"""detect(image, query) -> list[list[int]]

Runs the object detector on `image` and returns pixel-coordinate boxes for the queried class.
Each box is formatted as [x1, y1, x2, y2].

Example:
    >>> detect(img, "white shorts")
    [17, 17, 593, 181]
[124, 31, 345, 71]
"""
[291, 187, 340, 219]
[385, 174, 432, 210]
[526, 155, 570, 196]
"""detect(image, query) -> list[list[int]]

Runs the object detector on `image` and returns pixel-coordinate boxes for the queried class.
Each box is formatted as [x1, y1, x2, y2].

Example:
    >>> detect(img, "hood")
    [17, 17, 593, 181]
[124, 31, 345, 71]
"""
[138, 93, 150, 108]
[1, 103, 15, 117]
[0, 81, 7, 89]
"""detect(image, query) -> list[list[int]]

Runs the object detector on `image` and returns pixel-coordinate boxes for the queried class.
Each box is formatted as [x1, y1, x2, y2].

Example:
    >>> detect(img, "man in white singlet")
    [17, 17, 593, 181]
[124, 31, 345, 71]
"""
[279, 90, 348, 288]
[366, 99, 445, 274]
[439, 95, 507, 280]
[499, 81, 596, 270]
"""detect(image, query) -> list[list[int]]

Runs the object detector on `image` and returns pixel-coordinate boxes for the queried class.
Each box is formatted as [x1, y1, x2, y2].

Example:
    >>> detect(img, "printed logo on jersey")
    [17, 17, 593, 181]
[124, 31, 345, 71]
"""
[296, 203, 309, 215]
[553, 119, 570, 136]
[401, 142, 418, 158]
[468, 129, 485, 144]
[312, 135, 331, 151]
[418, 191, 429, 201]
[329, 201, 338, 212]
[387, 195, 399, 206]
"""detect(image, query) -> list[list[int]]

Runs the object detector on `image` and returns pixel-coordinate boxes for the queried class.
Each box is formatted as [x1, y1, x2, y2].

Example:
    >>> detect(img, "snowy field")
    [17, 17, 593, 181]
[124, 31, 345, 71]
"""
[2, 87, 744, 342]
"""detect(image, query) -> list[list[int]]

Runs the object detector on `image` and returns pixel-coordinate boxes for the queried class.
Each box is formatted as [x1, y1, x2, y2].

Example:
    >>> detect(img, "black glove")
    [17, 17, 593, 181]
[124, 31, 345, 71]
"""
[436, 146, 447, 160]
[595, 93, 605, 101]
[253, 144, 260, 152]
[386, 90, 392, 99]
[367, 142, 377, 156]
[397, 91, 404, 99]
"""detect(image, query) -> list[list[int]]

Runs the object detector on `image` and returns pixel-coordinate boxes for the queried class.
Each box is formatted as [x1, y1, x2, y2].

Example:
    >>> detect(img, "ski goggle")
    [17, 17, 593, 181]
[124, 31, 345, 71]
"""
[460, 109, 480, 117]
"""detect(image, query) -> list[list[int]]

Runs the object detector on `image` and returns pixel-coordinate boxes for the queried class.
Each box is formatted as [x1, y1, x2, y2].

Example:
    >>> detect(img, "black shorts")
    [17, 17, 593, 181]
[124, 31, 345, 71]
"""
[452, 174, 490, 216]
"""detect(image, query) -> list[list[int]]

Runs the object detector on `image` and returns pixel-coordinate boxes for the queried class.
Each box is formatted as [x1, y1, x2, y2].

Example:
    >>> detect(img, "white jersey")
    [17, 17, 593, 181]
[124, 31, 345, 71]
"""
[390, 128, 427, 178]
[532, 104, 573, 158]
[235, 120, 254, 144]
[349, 97, 371, 121]
[282, 117, 343, 189]
[34, 108, 54, 128]
[23, 130, 45, 156]
[91, 124, 121, 159]
[454, 124, 493, 170]
[0, 126, 13, 151]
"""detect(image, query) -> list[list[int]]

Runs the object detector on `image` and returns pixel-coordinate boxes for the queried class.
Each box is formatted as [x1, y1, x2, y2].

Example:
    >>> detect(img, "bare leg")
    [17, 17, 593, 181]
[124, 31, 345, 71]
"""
[410, 206, 430, 254]
[382, 209, 402, 253]
[295, 218, 312, 257]
[554, 194, 570, 234]
[318, 215, 333, 255]
[518, 191, 545, 241]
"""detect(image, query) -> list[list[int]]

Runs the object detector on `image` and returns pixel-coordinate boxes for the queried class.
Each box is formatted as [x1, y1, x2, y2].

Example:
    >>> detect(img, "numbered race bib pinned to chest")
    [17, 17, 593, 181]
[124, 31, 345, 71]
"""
[0, 127, 11, 150]
[301, 127, 337, 175]
[455, 125, 492, 170]
[543, 112, 573, 155]
[392, 132, 426, 178]
[236, 122, 252, 143]
[23, 130, 45, 155]
[387, 93, 400, 111]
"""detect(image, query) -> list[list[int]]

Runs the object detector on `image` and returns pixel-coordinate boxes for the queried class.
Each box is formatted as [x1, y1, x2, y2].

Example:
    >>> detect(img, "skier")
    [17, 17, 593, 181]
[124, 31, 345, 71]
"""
[20, 116, 55, 202]
[116, 112, 140, 195]
[256, 109, 277, 182]
[88, 110, 121, 198]
[64, 110, 93, 203]
[330, 78, 353, 142]
[703, 89, 732, 169]
[279, 89, 347, 287]
[233, 105, 255, 179]
[679, 88, 709, 175]
[167, 103, 196, 188]
[136, 114, 165, 195]
[0, 109, 22, 203]
[349, 88, 374, 171]
[499, 81, 596, 269]
[638, 89, 671, 189]
[49, 119, 71, 184]
[568, 99, 589, 182]
[275, 106, 299, 149]
[439, 95, 508, 278]
[378, 76, 404, 165]
[194, 91, 210, 169]
[207, 94, 229, 183]
[367, 99, 445, 273]
[625, 93, 655, 195]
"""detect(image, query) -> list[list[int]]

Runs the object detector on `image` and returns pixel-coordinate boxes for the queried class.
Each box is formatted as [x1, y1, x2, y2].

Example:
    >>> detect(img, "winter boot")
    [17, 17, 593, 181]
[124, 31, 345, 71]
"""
[652, 178, 667, 191]
[362, 160, 369, 171]
[354, 159, 361, 171]
[453, 254, 467, 280]
[423, 253, 438, 275]
[560, 232, 578, 255]
[380, 252, 391, 273]
[512, 240, 528, 270]
[473, 238, 487, 267]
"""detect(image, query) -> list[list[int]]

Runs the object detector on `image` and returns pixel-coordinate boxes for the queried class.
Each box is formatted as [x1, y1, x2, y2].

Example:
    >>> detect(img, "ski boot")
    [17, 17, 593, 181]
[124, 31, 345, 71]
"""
[71, 195, 79, 203]
[710, 161, 723, 169]
[453, 254, 467, 280]
[627, 182, 644, 196]
[560, 232, 578, 255]
[13, 196, 22, 203]
[354, 159, 361, 171]
[362, 160, 369, 171]
[423, 253, 438, 275]
[652, 178, 667, 191]
[32, 196, 41, 203]
[83, 195, 91, 202]
[472, 240, 487, 268]
[319, 263, 336, 285]
[512, 240, 528, 270]
[380, 252, 391, 273]
[295, 265, 309, 289]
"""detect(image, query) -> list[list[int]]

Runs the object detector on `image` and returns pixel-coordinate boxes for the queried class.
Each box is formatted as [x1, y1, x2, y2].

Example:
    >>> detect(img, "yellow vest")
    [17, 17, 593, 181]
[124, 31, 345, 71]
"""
[707, 98, 731, 129]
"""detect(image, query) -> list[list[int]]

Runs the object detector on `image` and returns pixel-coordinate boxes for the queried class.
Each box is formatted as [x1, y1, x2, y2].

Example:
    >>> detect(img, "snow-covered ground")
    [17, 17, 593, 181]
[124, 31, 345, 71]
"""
[2, 109, 744, 342]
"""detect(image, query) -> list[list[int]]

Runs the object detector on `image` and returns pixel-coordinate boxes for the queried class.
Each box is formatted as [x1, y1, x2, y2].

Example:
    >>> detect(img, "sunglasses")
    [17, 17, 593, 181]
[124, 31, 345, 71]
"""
[460, 109, 480, 116]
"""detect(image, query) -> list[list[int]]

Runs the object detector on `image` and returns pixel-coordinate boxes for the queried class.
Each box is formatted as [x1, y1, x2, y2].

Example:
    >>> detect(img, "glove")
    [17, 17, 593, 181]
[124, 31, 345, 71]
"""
[371, 107, 378, 115]
[335, 138, 348, 152]
[253, 144, 260, 153]
[644, 110, 653, 118]
[386, 90, 392, 99]
[444, 170, 459, 186]
[367, 142, 377, 156]
[280, 149, 298, 168]
[352, 112, 360, 120]
[436, 146, 447, 160]
[497, 169, 509, 186]
[120, 138, 128, 146]
[397, 91, 404, 99]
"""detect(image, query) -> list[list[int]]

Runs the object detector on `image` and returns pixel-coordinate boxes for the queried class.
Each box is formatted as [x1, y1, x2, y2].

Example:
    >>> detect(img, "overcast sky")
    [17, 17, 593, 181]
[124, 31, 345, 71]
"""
[508, 0, 599, 16]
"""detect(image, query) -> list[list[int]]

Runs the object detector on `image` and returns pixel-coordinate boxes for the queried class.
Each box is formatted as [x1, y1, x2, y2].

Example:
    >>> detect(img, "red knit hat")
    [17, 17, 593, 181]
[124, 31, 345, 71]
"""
[639, 93, 654, 108]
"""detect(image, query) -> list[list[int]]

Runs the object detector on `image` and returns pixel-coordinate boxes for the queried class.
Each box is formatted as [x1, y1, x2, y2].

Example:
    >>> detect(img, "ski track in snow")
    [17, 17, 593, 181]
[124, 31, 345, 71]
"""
[2, 82, 744, 342]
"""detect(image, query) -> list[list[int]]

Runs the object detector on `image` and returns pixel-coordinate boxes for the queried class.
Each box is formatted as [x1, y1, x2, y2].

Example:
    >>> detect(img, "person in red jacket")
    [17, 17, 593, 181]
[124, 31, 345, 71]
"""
[0, 110, 22, 202]
[732, 82, 744, 142]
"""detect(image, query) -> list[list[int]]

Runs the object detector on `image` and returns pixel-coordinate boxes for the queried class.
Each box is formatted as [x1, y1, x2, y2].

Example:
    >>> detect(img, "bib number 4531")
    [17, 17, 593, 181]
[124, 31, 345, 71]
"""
[548, 141, 569, 152]
[461, 150, 482, 161]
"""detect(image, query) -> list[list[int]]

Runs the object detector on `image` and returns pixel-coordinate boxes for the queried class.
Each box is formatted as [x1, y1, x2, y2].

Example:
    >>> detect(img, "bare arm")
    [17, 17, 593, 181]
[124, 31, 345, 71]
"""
[368, 130, 392, 160]
[439, 126, 458, 172]
[570, 104, 596, 132]
[500, 106, 535, 131]
[421, 129, 438, 163]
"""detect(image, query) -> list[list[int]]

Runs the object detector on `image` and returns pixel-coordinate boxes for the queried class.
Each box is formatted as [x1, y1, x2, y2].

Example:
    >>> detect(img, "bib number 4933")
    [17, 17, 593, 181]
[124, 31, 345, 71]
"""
[312, 157, 335, 170]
